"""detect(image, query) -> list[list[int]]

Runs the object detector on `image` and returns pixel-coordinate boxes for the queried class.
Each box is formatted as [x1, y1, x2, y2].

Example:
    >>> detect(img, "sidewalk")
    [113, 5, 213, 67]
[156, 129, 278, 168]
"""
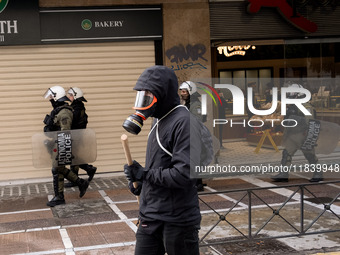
[0, 140, 340, 254]
[1, 173, 340, 255]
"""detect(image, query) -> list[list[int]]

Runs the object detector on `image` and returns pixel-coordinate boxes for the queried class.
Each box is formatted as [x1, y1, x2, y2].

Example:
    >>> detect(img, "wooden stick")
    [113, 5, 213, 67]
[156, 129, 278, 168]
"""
[121, 134, 140, 203]
[121, 134, 133, 165]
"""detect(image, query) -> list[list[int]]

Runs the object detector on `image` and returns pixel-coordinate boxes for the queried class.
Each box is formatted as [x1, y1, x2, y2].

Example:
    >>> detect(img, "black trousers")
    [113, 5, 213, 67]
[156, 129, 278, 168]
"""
[134, 221, 200, 255]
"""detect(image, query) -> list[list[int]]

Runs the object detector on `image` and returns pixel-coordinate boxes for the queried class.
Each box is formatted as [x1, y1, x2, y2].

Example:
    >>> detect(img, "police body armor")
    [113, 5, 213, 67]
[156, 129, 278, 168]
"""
[43, 105, 73, 132]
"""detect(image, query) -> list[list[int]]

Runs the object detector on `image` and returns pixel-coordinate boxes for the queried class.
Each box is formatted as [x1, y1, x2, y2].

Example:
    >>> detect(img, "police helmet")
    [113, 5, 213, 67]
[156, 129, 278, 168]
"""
[68, 87, 87, 102]
[179, 81, 197, 95]
[287, 83, 304, 98]
[43, 86, 69, 102]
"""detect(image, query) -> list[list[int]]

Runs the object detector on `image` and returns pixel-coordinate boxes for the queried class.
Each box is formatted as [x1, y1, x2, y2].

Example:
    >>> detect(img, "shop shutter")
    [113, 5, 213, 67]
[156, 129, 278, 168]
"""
[210, 2, 340, 42]
[0, 41, 155, 181]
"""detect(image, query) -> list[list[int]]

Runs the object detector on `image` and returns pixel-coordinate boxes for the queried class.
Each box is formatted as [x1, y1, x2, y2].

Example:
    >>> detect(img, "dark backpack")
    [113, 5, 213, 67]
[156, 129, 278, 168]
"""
[155, 109, 213, 167]
[197, 119, 213, 166]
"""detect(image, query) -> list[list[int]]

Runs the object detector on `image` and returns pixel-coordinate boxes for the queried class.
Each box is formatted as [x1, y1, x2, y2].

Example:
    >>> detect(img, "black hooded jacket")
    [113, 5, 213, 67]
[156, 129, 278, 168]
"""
[134, 65, 201, 225]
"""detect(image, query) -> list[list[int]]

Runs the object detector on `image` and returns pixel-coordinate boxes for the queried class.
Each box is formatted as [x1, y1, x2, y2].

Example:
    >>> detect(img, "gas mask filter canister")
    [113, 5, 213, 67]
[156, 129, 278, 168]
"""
[122, 90, 157, 135]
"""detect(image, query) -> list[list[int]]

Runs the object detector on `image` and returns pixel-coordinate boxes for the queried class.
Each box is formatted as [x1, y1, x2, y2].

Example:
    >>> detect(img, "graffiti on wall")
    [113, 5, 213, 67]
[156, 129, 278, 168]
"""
[166, 43, 208, 71]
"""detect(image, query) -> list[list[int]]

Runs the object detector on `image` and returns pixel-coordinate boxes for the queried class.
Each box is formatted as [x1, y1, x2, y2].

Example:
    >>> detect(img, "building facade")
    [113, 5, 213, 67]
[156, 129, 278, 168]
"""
[0, 0, 339, 181]
[210, 0, 340, 140]
[0, 0, 210, 181]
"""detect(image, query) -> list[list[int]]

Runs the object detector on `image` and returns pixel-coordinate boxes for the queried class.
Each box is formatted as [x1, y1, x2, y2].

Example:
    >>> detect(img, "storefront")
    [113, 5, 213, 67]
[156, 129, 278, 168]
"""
[0, 0, 211, 182]
[209, 0, 340, 142]
[0, 1, 162, 180]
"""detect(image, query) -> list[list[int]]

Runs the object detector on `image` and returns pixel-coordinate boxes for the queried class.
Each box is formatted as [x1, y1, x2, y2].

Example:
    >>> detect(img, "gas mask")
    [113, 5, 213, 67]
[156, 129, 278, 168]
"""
[122, 90, 158, 135]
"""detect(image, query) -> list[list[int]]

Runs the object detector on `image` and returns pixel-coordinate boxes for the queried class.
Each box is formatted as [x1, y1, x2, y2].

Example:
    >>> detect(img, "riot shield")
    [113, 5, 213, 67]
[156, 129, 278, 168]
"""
[309, 119, 340, 154]
[282, 116, 340, 155]
[32, 128, 97, 168]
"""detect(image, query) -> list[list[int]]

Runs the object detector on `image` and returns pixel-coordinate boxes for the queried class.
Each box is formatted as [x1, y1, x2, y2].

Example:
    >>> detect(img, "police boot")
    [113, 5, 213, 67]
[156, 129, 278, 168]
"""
[309, 172, 323, 182]
[65, 166, 79, 188]
[46, 193, 65, 207]
[47, 169, 66, 207]
[303, 154, 322, 182]
[80, 164, 97, 182]
[271, 172, 289, 182]
[86, 165, 97, 182]
[76, 178, 89, 198]
[271, 149, 291, 182]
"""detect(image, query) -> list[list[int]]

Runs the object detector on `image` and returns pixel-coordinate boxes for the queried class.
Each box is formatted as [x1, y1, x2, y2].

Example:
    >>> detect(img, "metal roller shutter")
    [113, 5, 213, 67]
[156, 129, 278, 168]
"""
[210, 1, 340, 42]
[0, 41, 155, 181]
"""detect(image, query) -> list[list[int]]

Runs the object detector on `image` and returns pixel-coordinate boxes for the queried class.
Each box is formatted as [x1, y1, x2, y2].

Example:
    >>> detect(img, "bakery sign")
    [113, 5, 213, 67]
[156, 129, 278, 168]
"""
[247, 0, 318, 33]
[0, 0, 40, 45]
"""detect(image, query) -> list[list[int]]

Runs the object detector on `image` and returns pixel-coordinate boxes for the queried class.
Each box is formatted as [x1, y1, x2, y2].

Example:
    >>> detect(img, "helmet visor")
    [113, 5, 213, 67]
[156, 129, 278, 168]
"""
[43, 88, 56, 99]
[68, 87, 77, 96]
[133, 90, 157, 110]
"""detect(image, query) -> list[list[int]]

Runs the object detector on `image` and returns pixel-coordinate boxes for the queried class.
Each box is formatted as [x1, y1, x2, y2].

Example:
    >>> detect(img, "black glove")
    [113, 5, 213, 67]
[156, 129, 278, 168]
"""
[128, 181, 142, 196]
[124, 160, 144, 182]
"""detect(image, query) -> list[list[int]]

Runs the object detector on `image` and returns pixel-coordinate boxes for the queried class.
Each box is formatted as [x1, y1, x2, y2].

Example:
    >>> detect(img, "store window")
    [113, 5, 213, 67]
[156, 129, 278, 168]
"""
[282, 41, 340, 118]
[216, 41, 340, 116]
[219, 68, 272, 115]
[214, 40, 340, 140]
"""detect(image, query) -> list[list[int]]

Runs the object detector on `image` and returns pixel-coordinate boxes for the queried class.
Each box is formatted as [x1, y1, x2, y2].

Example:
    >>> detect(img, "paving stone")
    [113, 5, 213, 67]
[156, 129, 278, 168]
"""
[0, 196, 48, 213]
[59, 212, 119, 226]
[67, 222, 135, 248]
[96, 222, 135, 244]
[115, 202, 139, 212]
[203, 236, 298, 255]
[76, 248, 115, 254]
[110, 245, 136, 255]
[0, 230, 64, 254]
[105, 188, 137, 202]
[1, 150, 340, 255]
[52, 199, 113, 218]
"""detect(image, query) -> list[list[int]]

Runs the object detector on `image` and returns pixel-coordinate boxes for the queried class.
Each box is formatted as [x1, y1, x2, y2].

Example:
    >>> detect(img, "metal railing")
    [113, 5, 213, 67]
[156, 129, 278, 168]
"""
[198, 180, 340, 246]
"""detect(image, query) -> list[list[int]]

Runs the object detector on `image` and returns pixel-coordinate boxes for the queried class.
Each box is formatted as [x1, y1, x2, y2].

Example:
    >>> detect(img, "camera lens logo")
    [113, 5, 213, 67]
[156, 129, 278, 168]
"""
[81, 19, 92, 30]
[196, 82, 223, 116]
[0, 0, 9, 13]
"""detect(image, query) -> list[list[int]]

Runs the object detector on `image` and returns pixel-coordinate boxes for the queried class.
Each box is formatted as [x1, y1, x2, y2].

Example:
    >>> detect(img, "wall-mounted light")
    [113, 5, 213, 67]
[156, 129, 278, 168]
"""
[217, 45, 256, 57]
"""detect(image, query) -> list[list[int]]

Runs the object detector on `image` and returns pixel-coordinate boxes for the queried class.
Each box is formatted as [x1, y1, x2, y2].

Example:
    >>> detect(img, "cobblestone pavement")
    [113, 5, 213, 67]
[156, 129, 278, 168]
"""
[1, 173, 340, 255]
[0, 175, 128, 199]
[1, 140, 340, 254]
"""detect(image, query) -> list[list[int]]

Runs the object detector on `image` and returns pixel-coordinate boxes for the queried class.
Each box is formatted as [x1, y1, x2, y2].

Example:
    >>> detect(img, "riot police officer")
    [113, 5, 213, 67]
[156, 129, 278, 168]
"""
[43, 86, 89, 207]
[179, 81, 204, 122]
[64, 87, 97, 187]
[271, 83, 323, 182]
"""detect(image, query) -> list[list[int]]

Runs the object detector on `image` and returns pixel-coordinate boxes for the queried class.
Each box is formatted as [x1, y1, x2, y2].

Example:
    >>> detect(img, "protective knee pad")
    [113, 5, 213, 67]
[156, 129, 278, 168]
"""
[58, 173, 65, 193]
[51, 168, 59, 195]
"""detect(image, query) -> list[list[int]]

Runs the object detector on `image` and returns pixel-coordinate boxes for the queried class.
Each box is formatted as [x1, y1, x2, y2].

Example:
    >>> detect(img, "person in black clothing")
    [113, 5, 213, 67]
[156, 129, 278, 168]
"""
[123, 66, 202, 255]
[65, 87, 97, 187]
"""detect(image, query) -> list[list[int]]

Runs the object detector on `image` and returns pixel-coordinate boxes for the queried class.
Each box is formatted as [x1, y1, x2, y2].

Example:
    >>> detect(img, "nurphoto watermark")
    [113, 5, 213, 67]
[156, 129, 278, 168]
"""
[189, 77, 340, 179]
